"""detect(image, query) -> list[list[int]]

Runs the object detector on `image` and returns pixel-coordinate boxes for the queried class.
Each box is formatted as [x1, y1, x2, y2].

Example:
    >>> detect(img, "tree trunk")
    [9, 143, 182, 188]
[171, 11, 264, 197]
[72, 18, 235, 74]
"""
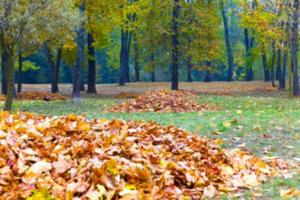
[171, 0, 180, 90]
[151, 71, 156, 82]
[119, 27, 133, 86]
[282, 47, 287, 90]
[187, 56, 193, 82]
[204, 61, 211, 82]
[52, 48, 62, 93]
[291, 0, 299, 96]
[45, 45, 62, 93]
[150, 53, 156, 82]
[3, 46, 14, 111]
[261, 50, 270, 81]
[80, 72, 85, 91]
[244, 29, 254, 81]
[87, 33, 97, 93]
[119, 30, 127, 86]
[1, 51, 7, 95]
[271, 42, 276, 87]
[221, 0, 234, 82]
[17, 53, 23, 93]
[133, 33, 140, 82]
[73, 1, 85, 98]
[277, 48, 285, 90]
[126, 32, 132, 83]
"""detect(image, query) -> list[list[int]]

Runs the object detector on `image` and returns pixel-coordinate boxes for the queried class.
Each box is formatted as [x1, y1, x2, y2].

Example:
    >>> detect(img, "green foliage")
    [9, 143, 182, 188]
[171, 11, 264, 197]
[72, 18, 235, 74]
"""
[14, 61, 40, 72]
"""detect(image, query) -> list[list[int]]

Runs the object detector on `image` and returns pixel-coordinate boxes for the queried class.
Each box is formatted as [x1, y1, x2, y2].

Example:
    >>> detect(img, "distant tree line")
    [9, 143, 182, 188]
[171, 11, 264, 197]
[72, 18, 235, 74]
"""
[0, 0, 299, 111]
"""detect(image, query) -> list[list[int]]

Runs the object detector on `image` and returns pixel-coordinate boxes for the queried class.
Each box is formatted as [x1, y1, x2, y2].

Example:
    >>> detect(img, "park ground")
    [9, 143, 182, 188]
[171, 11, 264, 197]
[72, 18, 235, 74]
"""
[2, 81, 300, 199]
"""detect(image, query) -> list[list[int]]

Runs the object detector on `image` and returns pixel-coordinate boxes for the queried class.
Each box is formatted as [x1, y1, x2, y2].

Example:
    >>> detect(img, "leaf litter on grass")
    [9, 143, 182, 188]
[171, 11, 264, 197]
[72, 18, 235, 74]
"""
[108, 90, 216, 113]
[0, 92, 68, 101]
[0, 112, 297, 199]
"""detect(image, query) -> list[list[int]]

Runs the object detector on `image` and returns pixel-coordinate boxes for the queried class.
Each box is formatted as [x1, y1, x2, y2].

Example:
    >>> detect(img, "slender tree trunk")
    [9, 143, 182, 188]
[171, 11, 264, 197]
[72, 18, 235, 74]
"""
[151, 71, 156, 82]
[271, 42, 276, 87]
[3, 45, 14, 111]
[126, 32, 132, 83]
[282, 47, 287, 90]
[45, 45, 55, 92]
[133, 33, 140, 82]
[17, 53, 23, 93]
[277, 48, 285, 90]
[171, 0, 180, 90]
[261, 49, 270, 81]
[119, 29, 133, 86]
[204, 61, 212, 82]
[187, 56, 193, 82]
[221, 0, 234, 82]
[150, 53, 156, 82]
[45, 45, 62, 93]
[1, 51, 7, 95]
[73, 1, 85, 98]
[119, 30, 127, 86]
[244, 29, 254, 81]
[291, 0, 299, 96]
[53, 48, 62, 93]
[281, 23, 289, 90]
[87, 33, 97, 93]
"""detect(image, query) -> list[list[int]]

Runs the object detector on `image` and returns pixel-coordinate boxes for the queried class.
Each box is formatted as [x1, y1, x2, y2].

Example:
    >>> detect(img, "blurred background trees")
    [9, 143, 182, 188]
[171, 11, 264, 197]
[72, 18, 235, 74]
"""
[0, 0, 299, 106]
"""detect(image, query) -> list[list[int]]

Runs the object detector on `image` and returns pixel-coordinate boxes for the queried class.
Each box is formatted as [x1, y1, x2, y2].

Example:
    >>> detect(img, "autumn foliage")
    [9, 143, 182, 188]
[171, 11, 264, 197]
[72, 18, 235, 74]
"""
[0, 112, 287, 199]
[109, 90, 215, 113]
[0, 92, 68, 101]
[114, 92, 139, 99]
[17, 92, 68, 101]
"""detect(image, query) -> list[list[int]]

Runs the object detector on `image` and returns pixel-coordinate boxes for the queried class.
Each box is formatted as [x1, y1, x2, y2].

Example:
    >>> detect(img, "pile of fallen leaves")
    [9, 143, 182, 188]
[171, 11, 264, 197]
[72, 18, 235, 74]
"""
[0, 112, 289, 199]
[114, 92, 139, 99]
[109, 90, 215, 113]
[17, 92, 68, 101]
[197, 82, 278, 96]
[0, 92, 68, 101]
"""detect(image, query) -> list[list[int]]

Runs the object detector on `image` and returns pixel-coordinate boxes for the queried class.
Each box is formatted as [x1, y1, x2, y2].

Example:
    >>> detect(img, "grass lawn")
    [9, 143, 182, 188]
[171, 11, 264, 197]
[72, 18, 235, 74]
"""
[3, 93, 300, 199]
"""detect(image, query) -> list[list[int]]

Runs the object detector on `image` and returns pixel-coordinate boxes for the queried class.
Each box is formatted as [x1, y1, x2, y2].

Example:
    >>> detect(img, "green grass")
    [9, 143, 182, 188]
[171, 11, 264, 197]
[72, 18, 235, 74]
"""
[3, 95, 300, 199]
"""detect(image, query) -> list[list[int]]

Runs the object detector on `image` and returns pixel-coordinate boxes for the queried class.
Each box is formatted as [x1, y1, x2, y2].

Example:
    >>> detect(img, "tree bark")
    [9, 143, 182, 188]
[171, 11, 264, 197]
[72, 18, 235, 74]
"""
[204, 61, 212, 82]
[150, 53, 156, 82]
[271, 42, 276, 87]
[2, 45, 14, 111]
[133, 33, 140, 82]
[17, 53, 23, 93]
[244, 29, 254, 81]
[73, 0, 85, 98]
[53, 48, 62, 93]
[291, 0, 299, 96]
[1, 51, 7, 95]
[186, 56, 193, 82]
[261, 50, 270, 81]
[80, 71, 85, 91]
[171, 0, 180, 90]
[87, 33, 97, 93]
[119, 30, 132, 85]
[119, 30, 127, 86]
[221, 0, 234, 82]
[45, 46, 62, 93]
[282, 47, 287, 90]
[151, 71, 156, 82]
[277, 48, 285, 90]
